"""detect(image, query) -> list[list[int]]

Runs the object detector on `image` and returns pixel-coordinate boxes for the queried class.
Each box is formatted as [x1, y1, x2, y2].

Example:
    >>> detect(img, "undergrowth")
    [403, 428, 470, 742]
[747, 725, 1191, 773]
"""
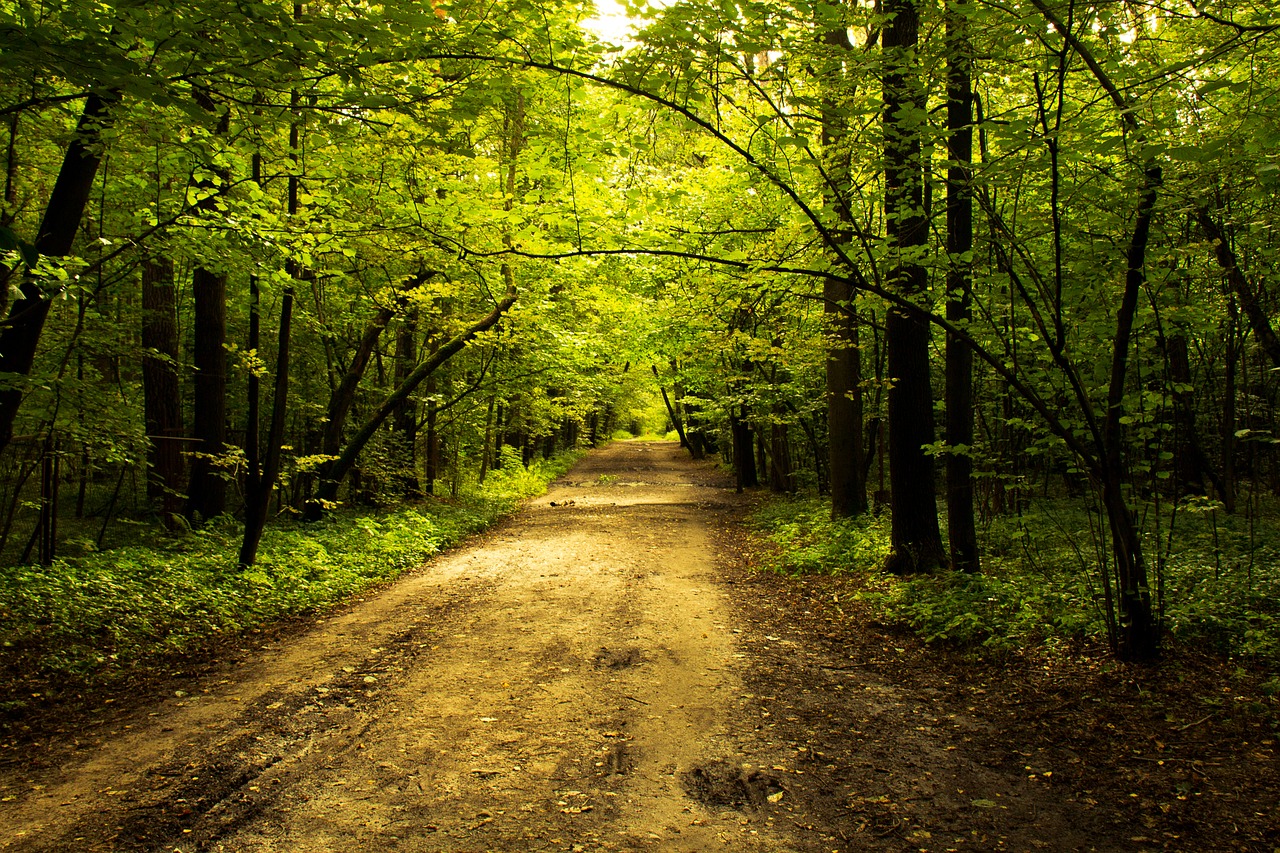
[0, 449, 581, 708]
[749, 495, 1280, 665]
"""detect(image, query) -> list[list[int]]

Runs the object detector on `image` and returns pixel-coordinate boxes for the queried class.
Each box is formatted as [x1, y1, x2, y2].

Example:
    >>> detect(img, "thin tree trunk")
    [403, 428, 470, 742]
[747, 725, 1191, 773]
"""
[241, 70, 300, 565]
[239, 282, 293, 567]
[479, 395, 496, 482]
[243, 152, 264, 506]
[1221, 300, 1239, 513]
[423, 378, 440, 496]
[393, 311, 422, 498]
[653, 365, 690, 449]
[1101, 164, 1162, 661]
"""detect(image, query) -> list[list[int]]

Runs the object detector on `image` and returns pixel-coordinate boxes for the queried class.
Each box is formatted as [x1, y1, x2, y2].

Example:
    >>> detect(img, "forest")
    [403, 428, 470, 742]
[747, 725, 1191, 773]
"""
[1, 0, 1278, 708]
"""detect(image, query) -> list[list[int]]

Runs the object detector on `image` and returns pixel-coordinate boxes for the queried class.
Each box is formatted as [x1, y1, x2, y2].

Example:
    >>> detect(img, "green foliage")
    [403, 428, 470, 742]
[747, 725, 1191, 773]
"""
[0, 451, 580, 702]
[1158, 502, 1280, 661]
[750, 495, 1280, 663]
[856, 568, 1101, 652]
[748, 497, 889, 575]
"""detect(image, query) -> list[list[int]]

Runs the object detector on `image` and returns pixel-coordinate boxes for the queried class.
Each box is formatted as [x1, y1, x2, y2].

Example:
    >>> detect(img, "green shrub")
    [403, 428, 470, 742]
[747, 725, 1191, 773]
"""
[747, 497, 889, 575]
[745, 494, 1280, 662]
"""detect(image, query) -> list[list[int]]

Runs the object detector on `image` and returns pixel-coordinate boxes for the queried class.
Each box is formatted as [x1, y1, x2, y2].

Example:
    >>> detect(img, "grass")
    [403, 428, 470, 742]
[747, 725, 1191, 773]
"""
[747, 493, 1280, 665]
[0, 450, 582, 711]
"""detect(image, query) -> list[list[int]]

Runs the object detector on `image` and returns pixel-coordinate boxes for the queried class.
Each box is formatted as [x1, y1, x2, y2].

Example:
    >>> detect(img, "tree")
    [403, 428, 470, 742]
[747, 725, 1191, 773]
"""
[881, 0, 945, 573]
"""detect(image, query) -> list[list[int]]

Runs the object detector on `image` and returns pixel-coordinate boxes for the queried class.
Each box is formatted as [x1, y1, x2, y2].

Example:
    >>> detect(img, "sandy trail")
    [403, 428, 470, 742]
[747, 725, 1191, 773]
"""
[0, 441, 805, 852]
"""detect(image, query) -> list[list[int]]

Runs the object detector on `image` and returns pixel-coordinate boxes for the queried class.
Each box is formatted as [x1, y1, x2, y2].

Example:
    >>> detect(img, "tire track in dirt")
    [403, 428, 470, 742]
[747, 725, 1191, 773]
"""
[0, 442, 805, 852]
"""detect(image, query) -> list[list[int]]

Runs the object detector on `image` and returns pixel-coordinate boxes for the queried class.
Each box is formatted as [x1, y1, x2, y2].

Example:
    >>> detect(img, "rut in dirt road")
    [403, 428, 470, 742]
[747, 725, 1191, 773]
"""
[0, 442, 813, 852]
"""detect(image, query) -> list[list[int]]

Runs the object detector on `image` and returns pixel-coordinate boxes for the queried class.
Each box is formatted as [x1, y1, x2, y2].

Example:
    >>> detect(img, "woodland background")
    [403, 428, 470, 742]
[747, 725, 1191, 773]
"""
[0, 0, 1278, 704]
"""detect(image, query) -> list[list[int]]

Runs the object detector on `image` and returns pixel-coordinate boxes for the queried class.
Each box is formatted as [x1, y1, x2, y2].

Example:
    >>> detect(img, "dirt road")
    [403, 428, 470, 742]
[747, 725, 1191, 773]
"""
[0, 442, 812, 851]
[1, 441, 1151, 852]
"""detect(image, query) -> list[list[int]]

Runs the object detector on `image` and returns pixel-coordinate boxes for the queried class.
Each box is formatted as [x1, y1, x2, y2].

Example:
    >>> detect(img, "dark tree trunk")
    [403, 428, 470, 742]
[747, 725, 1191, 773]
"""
[479, 395, 497, 482]
[140, 254, 184, 522]
[825, 276, 867, 517]
[882, 0, 944, 573]
[0, 90, 117, 453]
[392, 311, 422, 498]
[245, 271, 262, 503]
[945, 0, 979, 573]
[815, 19, 868, 519]
[769, 418, 794, 493]
[677, 378, 708, 459]
[1196, 208, 1280, 369]
[244, 152, 264, 507]
[653, 365, 691, 449]
[186, 265, 228, 521]
[1101, 165, 1163, 662]
[322, 306, 396, 459]
[241, 81, 302, 563]
[239, 283, 293, 567]
[730, 408, 758, 492]
[424, 370, 441, 496]
[185, 96, 232, 523]
[1221, 300, 1239, 513]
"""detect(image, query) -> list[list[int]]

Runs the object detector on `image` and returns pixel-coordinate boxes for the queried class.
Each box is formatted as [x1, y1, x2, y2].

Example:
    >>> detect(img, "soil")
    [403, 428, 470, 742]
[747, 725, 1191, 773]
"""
[0, 440, 1276, 852]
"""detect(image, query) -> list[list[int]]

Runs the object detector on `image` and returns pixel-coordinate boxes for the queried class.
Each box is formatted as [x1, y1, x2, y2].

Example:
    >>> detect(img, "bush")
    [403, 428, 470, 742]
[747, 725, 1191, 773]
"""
[747, 497, 889, 575]
[748, 493, 1280, 663]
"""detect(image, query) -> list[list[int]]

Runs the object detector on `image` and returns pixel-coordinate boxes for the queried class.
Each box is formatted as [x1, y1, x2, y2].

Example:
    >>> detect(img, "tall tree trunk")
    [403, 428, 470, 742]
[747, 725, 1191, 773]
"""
[945, 0, 979, 573]
[239, 281, 293, 567]
[816, 19, 868, 519]
[1100, 164, 1163, 661]
[730, 407, 758, 492]
[424, 373, 441, 495]
[825, 276, 867, 517]
[186, 264, 228, 521]
[185, 96, 232, 522]
[241, 71, 302, 565]
[479, 395, 497, 482]
[0, 90, 117, 453]
[140, 254, 184, 522]
[1221, 300, 1239, 513]
[422, 331, 444, 497]
[244, 152, 264, 507]
[882, 0, 944, 573]
[393, 311, 422, 498]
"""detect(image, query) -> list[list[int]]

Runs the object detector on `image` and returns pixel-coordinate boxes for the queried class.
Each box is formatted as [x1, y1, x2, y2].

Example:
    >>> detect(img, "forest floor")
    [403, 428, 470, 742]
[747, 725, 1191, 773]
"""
[0, 441, 1275, 852]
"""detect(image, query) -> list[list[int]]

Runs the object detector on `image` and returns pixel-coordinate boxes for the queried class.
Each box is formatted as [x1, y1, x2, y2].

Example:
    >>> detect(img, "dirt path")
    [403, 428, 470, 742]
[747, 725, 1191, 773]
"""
[0, 442, 797, 851]
[0, 441, 1138, 852]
